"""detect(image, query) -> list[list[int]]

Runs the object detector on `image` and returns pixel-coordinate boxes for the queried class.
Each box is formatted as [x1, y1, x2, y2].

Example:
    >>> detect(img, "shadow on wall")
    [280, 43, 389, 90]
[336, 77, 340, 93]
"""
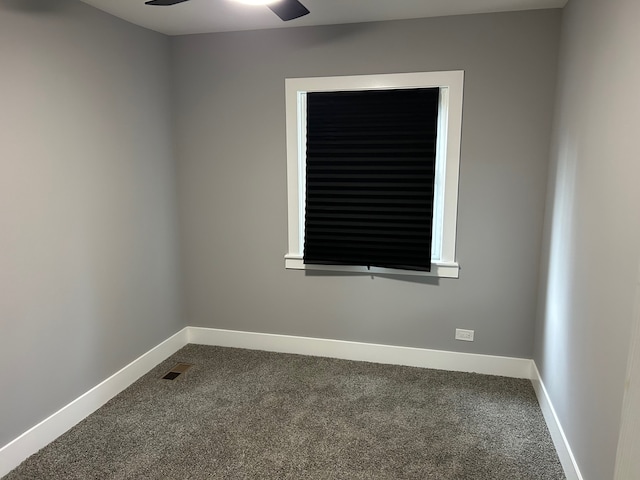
[0, 0, 70, 13]
[304, 269, 441, 286]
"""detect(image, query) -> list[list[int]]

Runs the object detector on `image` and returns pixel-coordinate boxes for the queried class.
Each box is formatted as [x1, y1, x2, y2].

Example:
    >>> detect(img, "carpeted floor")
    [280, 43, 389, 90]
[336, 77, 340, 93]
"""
[4, 345, 565, 479]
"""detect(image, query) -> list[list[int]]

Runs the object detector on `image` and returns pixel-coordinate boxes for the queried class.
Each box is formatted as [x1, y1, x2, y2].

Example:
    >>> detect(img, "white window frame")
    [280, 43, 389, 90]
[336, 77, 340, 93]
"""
[285, 71, 463, 278]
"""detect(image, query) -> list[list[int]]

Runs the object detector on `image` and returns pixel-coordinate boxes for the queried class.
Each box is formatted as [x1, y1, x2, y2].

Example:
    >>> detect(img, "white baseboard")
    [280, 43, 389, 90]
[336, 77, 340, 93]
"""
[1, 325, 579, 480]
[0, 328, 189, 478]
[531, 362, 583, 480]
[187, 326, 533, 379]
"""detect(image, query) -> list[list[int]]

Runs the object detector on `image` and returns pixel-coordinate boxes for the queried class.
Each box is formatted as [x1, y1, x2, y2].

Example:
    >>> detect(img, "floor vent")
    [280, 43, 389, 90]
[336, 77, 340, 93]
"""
[162, 362, 193, 380]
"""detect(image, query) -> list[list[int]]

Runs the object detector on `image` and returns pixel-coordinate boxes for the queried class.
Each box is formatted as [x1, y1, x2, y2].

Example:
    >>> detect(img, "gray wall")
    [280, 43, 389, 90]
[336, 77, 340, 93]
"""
[171, 10, 561, 359]
[0, 0, 183, 446]
[534, 0, 640, 478]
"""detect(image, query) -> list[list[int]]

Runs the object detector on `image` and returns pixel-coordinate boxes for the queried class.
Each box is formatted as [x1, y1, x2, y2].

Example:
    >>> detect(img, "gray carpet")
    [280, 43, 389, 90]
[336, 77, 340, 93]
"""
[4, 345, 565, 479]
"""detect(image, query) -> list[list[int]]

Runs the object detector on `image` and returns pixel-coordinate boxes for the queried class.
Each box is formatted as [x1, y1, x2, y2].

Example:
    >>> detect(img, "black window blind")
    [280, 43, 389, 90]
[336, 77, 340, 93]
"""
[303, 88, 440, 272]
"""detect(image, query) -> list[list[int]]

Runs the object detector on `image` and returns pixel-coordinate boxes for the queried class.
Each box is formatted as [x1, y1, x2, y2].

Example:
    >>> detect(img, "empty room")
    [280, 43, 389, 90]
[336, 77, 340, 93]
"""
[0, 0, 638, 479]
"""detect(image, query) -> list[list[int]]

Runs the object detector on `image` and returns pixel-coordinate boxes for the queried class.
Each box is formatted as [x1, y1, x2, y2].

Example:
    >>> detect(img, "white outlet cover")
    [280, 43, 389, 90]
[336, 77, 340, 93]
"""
[455, 328, 475, 342]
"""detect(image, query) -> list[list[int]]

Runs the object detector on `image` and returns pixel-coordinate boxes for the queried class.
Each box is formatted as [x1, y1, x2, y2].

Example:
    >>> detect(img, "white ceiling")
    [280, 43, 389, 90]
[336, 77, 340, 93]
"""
[78, 0, 567, 36]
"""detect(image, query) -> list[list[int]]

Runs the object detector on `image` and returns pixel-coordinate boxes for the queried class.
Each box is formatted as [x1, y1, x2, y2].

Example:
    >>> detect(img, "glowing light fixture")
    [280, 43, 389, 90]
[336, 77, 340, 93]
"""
[146, 0, 308, 22]
[232, 0, 309, 21]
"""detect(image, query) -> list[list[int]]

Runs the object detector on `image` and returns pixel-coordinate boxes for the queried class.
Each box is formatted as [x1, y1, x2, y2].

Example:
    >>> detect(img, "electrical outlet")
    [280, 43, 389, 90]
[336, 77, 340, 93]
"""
[455, 328, 474, 342]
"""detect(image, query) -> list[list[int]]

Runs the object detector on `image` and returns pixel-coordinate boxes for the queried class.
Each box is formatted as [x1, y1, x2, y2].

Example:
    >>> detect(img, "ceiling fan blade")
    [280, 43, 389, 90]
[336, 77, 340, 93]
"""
[268, 0, 309, 21]
[145, 0, 190, 5]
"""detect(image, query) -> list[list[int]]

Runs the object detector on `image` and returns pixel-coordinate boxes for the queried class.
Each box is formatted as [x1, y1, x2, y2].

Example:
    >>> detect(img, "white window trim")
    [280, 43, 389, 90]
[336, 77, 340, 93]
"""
[285, 71, 463, 278]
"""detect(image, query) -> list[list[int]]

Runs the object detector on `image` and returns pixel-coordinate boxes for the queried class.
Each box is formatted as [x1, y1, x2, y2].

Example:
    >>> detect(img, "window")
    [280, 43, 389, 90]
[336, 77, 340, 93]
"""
[285, 71, 463, 278]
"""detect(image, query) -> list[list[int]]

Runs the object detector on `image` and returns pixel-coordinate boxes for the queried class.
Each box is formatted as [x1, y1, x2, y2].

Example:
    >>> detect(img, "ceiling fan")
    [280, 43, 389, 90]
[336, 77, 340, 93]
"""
[144, 0, 310, 22]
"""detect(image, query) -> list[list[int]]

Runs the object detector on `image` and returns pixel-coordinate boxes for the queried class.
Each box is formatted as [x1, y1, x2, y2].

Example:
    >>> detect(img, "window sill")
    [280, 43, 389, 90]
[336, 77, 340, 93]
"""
[284, 255, 459, 278]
